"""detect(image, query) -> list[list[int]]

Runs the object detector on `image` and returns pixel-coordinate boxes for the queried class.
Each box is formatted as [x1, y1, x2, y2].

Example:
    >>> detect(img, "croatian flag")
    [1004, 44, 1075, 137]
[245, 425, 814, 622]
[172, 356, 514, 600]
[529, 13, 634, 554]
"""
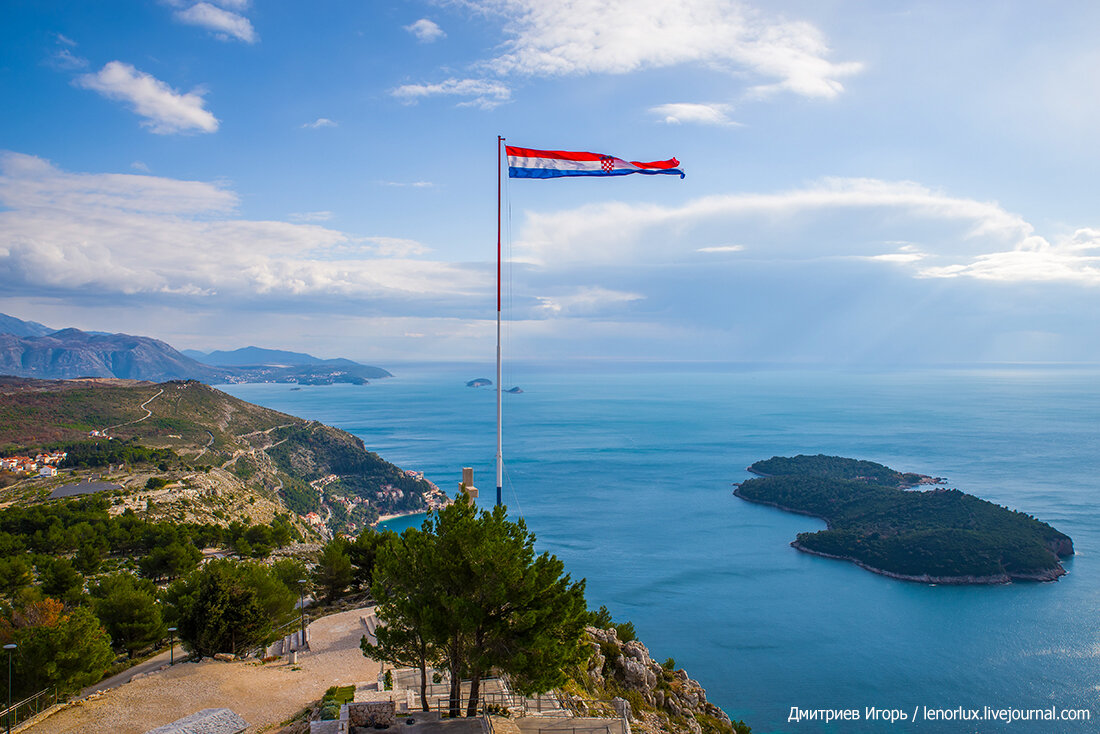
[506, 146, 684, 179]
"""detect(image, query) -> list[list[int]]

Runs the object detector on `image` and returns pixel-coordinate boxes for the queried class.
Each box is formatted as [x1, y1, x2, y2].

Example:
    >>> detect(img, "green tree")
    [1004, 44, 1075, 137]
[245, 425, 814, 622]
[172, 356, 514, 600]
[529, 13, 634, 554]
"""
[139, 541, 201, 582]
[367, 498, 588, 717]
[0, 556, 32, 599]
[0, 599, 114, 698]
[90, 574, 166, 658]
[37, 557, 84, 604]
[348, 529, 387, 591]
[270, 558, 308, 594]
[165, 560, 292, 658]
[362, 527, 444, 711]
[313, 538, 354, 602]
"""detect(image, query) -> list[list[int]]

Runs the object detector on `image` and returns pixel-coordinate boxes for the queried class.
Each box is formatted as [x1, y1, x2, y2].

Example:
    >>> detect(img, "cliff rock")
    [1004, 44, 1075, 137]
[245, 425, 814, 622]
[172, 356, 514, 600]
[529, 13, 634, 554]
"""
[581, 627, 739, 734]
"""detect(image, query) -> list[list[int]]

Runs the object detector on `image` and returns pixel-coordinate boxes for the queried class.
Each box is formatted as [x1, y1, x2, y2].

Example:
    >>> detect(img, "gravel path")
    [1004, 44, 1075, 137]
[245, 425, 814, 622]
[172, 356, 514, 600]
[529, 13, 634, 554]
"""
[22, 607, 380, 734]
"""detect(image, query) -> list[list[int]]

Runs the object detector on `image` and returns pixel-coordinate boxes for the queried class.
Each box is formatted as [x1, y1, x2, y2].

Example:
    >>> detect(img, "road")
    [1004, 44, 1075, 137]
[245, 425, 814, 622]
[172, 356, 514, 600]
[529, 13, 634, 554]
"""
[104, 388, 164, 434]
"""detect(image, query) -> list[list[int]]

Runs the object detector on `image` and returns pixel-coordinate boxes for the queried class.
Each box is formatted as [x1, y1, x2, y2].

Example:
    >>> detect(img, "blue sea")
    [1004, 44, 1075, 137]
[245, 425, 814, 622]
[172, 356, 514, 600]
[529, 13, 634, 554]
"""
[222, 363, 1100, 733]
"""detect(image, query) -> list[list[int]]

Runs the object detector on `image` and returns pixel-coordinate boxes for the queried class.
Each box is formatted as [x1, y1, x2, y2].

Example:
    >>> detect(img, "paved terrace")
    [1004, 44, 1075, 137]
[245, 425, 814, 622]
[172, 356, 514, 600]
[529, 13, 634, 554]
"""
[20, 607, 380, 734]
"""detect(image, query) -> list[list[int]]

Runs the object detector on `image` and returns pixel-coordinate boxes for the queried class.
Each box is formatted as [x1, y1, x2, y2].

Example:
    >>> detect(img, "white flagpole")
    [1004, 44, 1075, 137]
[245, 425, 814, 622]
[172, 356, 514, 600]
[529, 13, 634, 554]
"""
[496, 135, 504, 508]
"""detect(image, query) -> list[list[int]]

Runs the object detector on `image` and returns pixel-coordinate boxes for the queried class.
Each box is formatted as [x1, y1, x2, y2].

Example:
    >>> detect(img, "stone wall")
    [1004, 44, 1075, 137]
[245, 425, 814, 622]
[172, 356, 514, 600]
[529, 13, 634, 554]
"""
[346, 702, 396, 728]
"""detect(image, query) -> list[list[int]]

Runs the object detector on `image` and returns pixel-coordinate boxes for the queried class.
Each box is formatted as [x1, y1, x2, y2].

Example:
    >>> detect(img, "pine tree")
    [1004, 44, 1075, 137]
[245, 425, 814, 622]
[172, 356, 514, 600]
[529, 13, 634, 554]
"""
[365, 497, 588, 717]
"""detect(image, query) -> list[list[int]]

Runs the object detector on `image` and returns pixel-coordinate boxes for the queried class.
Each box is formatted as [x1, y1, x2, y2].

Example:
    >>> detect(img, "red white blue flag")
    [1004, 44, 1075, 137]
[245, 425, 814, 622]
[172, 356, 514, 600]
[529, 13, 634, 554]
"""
[506, 146, 684, 179]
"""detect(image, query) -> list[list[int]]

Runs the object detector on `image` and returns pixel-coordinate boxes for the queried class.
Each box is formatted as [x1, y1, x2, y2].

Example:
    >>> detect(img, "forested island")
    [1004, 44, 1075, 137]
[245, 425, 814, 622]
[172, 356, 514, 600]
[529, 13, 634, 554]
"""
[735, 454, 1073, 584]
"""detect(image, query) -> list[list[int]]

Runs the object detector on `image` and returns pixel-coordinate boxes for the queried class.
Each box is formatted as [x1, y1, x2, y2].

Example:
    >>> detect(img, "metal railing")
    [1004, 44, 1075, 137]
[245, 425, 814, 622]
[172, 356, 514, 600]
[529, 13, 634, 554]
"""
[0, 687, 57, 729]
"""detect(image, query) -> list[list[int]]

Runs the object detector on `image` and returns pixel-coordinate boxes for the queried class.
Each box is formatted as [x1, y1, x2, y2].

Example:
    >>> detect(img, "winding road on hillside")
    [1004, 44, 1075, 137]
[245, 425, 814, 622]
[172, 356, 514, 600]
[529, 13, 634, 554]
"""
[104, 388, 164, 434]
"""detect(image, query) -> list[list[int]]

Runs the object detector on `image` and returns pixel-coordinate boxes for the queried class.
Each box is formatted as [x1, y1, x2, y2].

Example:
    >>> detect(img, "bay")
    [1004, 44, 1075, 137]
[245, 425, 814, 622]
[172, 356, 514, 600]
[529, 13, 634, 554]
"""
[223, 363, 1100, 733]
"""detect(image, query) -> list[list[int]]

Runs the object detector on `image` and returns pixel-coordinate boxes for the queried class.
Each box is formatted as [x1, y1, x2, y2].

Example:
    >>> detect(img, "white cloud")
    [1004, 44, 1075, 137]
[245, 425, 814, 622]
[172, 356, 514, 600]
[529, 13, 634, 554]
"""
[650, 103, 739, 126]
[0, 153, 487, 303]
[289, 211, 333, 222]
[535, 287, 643, 316]
[392, 78, 511, 109]
[513, 177, 1100, 284]
[363, 237, 432, 257]
[75, 62, 219, 135]
[405, 18, 446, 42]
[697, 245, 745, 253]
[130, 161, 151, 173]
[302, 117, 338, 129]
[467, 0, 861, 98]
[917, 230, 1100, 284]
[51, 48, 89, 70]
[174, 2, 257, 44]
[379, 180, 435, 188]
[55, 33, 77, 47]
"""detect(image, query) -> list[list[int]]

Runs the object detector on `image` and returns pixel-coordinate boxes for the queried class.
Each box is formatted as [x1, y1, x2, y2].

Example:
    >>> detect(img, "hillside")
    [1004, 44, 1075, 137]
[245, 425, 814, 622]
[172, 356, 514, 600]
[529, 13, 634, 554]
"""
[0, 378, 444, 535]
[0, 330, 231, 382]
[736, 455, 1073, 583]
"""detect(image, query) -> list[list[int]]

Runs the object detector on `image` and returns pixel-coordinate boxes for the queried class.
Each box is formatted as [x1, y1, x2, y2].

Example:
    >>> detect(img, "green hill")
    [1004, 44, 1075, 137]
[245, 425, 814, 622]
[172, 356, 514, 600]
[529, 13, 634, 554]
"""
[0, 378, 442, 535]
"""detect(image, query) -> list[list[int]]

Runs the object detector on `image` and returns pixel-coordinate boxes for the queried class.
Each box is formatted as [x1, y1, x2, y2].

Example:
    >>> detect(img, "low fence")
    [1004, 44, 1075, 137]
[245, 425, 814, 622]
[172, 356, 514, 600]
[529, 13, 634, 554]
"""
[0, 687, 57, 729]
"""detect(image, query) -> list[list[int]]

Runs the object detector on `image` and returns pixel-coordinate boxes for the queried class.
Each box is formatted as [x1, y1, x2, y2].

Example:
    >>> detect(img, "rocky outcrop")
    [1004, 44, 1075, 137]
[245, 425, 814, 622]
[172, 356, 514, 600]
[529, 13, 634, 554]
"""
[580, 627, 736, 734]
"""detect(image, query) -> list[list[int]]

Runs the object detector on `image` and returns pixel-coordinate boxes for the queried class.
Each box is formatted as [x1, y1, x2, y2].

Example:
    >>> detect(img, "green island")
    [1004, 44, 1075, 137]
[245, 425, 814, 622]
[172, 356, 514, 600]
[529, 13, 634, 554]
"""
[735, 454, 1074, 583]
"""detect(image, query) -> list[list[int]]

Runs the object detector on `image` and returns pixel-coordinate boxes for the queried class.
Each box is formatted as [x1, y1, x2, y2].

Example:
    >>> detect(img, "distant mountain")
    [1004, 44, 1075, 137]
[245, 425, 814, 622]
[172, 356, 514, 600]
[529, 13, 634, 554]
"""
[0, 314, 393, 385]
[0, 313, 391, 384]
[0, 329, 231, 382]
[0, 313, 53, 338]
[185, 346, 367, 370]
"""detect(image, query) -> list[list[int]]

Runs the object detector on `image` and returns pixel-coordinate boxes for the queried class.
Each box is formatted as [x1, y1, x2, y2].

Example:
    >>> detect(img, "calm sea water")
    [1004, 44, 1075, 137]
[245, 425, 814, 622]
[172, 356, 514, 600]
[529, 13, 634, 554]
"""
[223, 363, 1100, 733]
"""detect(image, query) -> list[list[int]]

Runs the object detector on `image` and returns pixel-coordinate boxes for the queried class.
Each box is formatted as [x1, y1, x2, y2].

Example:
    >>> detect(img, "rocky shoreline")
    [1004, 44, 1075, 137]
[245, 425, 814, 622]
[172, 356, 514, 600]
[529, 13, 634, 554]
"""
[789, 541, 1067, 584]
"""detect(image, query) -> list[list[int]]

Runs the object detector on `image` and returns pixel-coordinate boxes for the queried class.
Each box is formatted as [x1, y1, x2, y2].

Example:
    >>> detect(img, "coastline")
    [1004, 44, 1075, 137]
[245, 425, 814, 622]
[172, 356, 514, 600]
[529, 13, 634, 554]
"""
[372, 510, 428, 529]
[733, 486, 1067, 585]
[789, 540, 1066, 585]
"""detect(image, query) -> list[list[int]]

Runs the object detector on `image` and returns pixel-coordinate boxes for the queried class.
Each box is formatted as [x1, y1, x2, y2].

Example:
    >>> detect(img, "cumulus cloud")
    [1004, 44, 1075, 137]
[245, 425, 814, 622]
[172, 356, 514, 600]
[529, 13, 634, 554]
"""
[513, 177, 1100, 285]
[0, 153, 487, 305]
[302, 117, 338, 129]
[392, 78, 511, 109]
[74, 62, 219, 134]
[174, 2, 258, 43]
[650, 103, 739, 126]
[405, 18, 446, 42]
[467, 0, 861, 98]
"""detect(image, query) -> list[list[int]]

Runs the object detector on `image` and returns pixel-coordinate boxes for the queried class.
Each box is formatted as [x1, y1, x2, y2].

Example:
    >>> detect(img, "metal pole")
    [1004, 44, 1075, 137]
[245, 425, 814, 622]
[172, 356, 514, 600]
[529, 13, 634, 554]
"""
[5, 643, 15, 734]
[298, 579, 307, 650]
[496, 135, 504, 508]
[167, 627, 176, 665]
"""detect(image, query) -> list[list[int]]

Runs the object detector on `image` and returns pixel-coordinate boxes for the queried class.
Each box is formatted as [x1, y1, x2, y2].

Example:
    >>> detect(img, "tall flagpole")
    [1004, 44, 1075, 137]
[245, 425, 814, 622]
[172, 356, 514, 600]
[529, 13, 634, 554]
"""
[496, 135, 504, 508]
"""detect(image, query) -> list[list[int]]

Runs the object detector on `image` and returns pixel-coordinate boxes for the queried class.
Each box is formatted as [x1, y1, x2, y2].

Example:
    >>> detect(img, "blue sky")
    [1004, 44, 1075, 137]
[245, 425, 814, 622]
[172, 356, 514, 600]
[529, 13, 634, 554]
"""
[2, 1, 1099, 365]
